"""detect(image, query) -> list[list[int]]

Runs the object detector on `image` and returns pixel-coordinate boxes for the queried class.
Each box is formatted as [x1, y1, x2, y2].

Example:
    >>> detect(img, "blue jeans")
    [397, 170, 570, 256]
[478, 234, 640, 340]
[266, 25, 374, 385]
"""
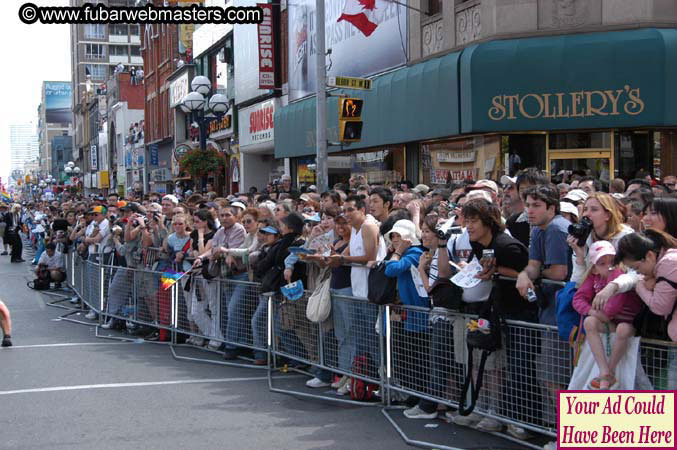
[33, 233, 45, 263]
[251, 294, 269, 360]
[107, 267, 132, 316]
[349, 298, 379, 369]
[418, 319, 461, 413]
[331, 287, 355, 372]
[224, 272, 250, 350]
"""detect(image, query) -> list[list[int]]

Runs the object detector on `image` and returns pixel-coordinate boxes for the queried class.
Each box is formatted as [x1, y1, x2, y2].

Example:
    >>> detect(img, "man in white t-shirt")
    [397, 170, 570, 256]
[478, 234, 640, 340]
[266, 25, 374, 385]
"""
[83, 205, 111, 258]
[36, 243, 65, 286]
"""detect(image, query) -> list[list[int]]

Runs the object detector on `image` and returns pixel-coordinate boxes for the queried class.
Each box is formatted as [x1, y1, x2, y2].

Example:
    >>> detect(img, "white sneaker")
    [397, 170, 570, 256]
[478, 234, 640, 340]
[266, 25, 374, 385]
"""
[192, 337, 205, 347]
[543, 441, 557, 450]
[336, 380, 352, 396]
[403, 405, 438, 420]
[476, 417, 503, 432]
[101, 320, 114, 330]
[331, 375, 348, 389]
[506, 424, 533, 440]
[207, 340, 221, 350]
[305, 377, 330, 388]
[85, 311, 97, 320]
[449, 411, 482, 426]
[185, 336, 195, 345]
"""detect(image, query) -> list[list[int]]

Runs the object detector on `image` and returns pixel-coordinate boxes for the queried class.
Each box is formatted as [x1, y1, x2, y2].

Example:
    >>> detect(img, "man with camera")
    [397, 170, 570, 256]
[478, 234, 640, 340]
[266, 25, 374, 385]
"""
[81, 205, 112, 320]
[35, 243, 66, 288]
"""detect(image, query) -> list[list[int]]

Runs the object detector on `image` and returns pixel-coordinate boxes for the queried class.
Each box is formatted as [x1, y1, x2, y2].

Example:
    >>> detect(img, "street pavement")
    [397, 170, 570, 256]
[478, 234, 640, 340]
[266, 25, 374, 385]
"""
[0, 248, 533, 450]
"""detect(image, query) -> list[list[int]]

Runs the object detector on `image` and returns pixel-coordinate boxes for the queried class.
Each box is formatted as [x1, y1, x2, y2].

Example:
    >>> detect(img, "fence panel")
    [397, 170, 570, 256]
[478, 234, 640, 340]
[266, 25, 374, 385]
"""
[219, 277, 265, 352]
[270, 293, 320, 367]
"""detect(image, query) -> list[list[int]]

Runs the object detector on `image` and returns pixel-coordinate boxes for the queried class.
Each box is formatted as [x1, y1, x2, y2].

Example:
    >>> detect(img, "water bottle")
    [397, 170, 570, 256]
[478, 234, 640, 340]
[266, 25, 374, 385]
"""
[527, 288, 537, 303]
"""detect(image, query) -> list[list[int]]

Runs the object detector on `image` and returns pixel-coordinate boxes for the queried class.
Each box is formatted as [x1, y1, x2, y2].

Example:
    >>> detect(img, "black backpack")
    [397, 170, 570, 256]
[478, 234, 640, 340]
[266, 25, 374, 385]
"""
[632, 277, 677, 341]
[457, 281, 505, 416]
[367, 261, 397, 305]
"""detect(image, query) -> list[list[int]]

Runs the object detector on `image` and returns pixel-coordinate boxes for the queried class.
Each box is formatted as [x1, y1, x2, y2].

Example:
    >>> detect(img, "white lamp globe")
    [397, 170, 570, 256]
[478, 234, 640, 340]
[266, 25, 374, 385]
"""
[183, 91, 205, 112]
[67, 161, 75, 168]
[65, 166, 72, 174]
[208, 94, 229, 115]
[73, 167, 81, 174]
[179, 98, 191, 114]
[191, 76, 211, 96]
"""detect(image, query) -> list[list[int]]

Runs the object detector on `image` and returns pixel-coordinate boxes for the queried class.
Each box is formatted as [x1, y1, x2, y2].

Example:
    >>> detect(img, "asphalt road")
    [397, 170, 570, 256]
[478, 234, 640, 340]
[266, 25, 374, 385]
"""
[0, 249, 532, 450]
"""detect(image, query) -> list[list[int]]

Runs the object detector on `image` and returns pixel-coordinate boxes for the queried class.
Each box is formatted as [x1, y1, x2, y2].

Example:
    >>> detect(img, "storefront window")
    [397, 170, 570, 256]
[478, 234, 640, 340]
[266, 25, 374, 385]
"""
[351, 147, 405, 184]
[549, 132, 611, 150]
[423, 137, 500, 186]
[503, 134, 546, 176]
[615, 131, 652, 180]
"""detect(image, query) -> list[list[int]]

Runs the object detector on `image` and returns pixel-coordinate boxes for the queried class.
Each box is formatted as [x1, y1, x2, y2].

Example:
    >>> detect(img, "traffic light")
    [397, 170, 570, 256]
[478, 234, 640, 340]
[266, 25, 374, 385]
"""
[338, 97, 364, 142]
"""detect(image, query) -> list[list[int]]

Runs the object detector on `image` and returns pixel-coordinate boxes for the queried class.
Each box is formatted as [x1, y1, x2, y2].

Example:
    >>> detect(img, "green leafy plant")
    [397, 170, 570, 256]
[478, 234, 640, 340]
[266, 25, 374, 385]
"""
[179, 148, 225, 178]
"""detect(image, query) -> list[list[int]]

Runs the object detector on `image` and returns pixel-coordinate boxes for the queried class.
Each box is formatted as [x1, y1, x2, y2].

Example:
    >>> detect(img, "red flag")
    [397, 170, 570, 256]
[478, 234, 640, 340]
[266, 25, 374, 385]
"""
[337, 0, 378, 37]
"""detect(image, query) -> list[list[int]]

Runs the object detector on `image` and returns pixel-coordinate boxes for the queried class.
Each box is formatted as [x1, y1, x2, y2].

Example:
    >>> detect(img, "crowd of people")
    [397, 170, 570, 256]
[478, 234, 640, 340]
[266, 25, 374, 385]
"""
[2, 170, 677, 449]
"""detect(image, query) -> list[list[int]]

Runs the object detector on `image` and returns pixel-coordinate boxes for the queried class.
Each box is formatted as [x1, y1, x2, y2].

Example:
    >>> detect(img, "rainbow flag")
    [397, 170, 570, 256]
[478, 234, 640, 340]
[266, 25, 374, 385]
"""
[160, 269, 185, 290]
[0, 190, 10, 203]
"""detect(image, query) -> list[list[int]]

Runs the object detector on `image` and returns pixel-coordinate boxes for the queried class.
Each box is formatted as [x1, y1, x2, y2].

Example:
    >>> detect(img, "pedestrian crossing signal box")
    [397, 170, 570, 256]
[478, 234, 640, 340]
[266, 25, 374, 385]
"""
[338, 97, 364, 142]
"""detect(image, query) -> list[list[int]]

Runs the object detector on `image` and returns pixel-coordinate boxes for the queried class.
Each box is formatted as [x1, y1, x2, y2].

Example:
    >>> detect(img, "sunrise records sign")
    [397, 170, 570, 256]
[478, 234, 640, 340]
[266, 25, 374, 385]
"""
[288, 0, 407, 102]
[257, 3, 276, 89]
[239, 99, 278, 150]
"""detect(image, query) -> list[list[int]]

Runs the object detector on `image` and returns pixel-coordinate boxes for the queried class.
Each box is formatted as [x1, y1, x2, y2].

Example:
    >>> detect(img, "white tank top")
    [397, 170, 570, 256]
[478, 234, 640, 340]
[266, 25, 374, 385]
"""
[350, 222, 386, 299]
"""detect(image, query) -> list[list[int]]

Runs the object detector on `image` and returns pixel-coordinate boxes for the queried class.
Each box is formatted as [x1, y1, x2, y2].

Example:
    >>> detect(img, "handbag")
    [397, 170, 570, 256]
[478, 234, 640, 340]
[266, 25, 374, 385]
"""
[307, 268, 331, 323]
[367, 261, 396, 305]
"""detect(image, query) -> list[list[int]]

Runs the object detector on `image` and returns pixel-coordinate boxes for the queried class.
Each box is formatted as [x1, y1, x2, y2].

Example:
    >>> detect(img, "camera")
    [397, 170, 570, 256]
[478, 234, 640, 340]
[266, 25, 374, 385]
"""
[568, 216, 593, 247]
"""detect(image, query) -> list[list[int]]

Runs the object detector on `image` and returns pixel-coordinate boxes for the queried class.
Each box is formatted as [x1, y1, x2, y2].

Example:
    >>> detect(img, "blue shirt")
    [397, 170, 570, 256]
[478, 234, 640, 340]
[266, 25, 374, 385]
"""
[385, 246, 430, 332]
[529, 215, 572, 325]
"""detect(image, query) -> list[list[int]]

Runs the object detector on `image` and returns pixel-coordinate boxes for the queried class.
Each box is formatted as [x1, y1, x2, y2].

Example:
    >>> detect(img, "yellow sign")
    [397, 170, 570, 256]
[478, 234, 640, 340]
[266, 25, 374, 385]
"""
[328, 76, 372, 90]
[98, 171, 110, 189]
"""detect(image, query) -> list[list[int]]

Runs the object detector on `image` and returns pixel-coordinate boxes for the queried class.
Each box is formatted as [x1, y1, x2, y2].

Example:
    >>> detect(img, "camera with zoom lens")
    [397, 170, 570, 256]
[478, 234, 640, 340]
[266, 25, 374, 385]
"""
[436, 227, 453, 240]
[568, 216, 593, 247]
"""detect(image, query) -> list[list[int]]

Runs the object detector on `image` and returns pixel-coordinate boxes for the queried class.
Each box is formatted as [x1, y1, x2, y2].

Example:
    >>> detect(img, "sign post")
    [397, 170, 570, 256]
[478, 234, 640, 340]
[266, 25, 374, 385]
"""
[315, 0, 328, 192]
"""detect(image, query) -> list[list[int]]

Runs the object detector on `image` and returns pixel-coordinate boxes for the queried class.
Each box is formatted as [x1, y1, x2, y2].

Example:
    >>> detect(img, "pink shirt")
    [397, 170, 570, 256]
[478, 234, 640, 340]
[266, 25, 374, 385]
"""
[635, 249, 677, 341]
[573, 268, 644, 323]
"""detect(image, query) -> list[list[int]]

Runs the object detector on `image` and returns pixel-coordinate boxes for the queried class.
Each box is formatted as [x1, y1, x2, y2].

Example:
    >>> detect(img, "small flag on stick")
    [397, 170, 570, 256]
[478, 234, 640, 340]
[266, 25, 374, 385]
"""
[160, 269, 186, 290]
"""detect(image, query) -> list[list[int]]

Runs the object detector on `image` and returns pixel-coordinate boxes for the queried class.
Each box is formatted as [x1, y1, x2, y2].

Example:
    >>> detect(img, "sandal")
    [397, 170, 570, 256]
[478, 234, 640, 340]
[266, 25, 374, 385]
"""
[589, 374, 617, 390]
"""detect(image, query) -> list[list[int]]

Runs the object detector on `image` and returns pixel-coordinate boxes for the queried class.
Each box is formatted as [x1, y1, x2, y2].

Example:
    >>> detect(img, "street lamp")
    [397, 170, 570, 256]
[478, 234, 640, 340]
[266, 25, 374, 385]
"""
[180, 76, 230, 153]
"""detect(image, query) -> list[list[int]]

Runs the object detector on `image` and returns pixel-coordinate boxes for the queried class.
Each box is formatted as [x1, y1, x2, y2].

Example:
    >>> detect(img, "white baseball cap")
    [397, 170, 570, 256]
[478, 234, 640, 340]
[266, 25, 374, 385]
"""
[560, 201, 579, 218]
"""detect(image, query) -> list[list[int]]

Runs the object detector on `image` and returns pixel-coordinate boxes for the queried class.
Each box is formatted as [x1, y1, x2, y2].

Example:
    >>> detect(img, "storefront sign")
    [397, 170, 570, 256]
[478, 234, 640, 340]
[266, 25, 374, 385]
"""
[98, 171, 109, 189]
[170, 72, 190, 107]
[239, 99, 276, 148]
[431, 168, 477, 184]
[488, 86, 645, 121]
[436, 150, 475, 163]
[208, 114, 232, 135]
[149, 144, 159, 166]
[257, 3, 275, 89]
[90, 145, 98, 171]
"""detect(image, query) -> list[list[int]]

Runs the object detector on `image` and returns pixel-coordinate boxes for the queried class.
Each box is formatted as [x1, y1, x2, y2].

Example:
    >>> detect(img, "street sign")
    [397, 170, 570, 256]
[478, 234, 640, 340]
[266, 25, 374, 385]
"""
[327, 76, 372, 90]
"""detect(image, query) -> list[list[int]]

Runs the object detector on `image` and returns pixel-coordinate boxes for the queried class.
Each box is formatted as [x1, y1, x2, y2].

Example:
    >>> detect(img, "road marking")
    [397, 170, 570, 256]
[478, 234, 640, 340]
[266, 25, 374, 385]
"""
[0, 377, 274, 396]
[6, 342, 133, 349]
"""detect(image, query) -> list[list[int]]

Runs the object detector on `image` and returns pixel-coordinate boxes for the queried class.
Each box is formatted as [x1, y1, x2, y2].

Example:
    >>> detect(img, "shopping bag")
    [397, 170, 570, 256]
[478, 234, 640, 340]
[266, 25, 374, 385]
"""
[568, 333, 640, 390]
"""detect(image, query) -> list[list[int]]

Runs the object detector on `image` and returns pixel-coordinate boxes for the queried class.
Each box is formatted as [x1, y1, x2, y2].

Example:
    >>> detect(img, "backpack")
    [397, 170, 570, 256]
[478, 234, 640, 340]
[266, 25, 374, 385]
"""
[367, 261, 397, 305]
[632, 277, 677, 341]
[349, 354, 379, 402]
[457, 281, 505, 416]
[555, 281, 582, 342]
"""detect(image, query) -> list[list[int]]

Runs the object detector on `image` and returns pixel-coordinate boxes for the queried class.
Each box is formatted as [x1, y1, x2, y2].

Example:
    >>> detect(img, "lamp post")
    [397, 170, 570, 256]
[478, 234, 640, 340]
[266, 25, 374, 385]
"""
[181, 76, 230, 151]
[64, 161, 81, 191]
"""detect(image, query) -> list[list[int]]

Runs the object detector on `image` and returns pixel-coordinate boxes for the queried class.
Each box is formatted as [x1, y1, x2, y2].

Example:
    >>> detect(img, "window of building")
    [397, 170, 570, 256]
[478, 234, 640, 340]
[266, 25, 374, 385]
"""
[428, 0, 442, 15]
[110, 24, 128, 36]
[85, 64, 107, 81]
[109, 45, 128, 56]
[85, 43, 105, 60]
[83, 24, 105, 39]
[130, 46, 140, 56]
[130, 25, 140, 35]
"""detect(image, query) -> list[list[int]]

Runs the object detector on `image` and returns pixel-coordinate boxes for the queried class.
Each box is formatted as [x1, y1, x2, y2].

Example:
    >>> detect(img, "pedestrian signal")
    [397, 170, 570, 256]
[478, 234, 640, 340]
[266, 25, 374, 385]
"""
[338, 97, 363, 142]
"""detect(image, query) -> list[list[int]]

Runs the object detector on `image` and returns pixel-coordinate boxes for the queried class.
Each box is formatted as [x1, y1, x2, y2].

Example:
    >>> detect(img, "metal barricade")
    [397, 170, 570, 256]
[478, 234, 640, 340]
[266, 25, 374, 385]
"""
[57, 253, 677, 444]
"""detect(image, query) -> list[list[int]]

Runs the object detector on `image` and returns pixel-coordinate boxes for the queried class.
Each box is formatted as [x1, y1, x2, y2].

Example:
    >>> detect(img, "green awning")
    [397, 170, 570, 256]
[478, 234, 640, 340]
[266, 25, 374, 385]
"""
[460, 28, 677, 133]
[275, 52, 460, 159]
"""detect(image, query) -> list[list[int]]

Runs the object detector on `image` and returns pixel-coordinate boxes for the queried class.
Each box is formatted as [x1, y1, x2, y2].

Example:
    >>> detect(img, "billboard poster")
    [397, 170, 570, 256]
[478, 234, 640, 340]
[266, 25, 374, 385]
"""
[257, 3, 275, 89]
[44, 81, 72, 124]
[288, 0, 407, 102]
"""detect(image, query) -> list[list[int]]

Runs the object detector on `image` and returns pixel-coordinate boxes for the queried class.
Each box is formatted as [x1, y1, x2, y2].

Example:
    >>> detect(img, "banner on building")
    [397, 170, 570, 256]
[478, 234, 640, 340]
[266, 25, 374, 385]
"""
[257, 3, 275, 89]
[90, 145, 98, 171]
[44, 81, 72, 124]
[288, 0, 407, 101]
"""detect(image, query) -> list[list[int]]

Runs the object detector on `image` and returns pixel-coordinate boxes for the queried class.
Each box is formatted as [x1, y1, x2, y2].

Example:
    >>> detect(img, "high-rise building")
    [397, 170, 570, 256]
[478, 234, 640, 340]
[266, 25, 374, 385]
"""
[69, 0, 143, 178]
[9, 123, 39, 173]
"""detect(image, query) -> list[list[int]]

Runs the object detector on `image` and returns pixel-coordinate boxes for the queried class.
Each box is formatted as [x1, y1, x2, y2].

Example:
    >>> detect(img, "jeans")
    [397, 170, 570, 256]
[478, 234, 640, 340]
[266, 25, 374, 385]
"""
[224, 272, 250, 350]
[331, 287, 355, 372]
[251, 294, 269, 360]
[349, 298, 380, 373]
[418, 318, 462, 413]
[107, 267, 132, 316]
[33, 233, 45, 263]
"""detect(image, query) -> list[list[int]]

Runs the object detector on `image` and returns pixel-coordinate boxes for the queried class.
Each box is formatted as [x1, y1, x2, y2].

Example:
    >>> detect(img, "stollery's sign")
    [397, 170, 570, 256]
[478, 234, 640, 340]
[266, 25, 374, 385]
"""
[488, 85, 645, 121]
